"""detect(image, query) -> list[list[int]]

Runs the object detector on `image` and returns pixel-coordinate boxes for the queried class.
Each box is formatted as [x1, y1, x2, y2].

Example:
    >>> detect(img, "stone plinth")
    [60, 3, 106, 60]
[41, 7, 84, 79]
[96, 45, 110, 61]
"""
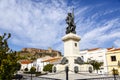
[62, 33, 80, 57]
[53, 33, 93, 74]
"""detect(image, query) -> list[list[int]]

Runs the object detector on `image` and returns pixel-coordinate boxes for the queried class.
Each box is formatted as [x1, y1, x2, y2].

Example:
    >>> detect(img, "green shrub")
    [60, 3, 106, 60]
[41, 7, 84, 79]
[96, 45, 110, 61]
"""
[43, 64, 53, 72]
[112, 69, 119, 75]
[30, 67, 36, 74]
[24, 68, 28, 71]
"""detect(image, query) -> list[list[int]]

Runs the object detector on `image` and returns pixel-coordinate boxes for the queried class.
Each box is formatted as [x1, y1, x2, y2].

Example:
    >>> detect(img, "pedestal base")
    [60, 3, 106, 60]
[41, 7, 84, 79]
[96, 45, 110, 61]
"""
[53, 56, 93, 74]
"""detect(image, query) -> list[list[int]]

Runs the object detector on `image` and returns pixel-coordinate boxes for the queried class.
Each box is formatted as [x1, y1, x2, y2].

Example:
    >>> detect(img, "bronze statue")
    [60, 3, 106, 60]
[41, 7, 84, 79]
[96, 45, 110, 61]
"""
[66, 9, 76, 34]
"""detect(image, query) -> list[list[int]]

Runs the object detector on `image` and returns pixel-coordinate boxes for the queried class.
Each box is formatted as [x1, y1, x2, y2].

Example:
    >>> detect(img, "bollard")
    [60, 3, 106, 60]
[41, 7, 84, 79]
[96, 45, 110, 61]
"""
[65, 66, 69, 80]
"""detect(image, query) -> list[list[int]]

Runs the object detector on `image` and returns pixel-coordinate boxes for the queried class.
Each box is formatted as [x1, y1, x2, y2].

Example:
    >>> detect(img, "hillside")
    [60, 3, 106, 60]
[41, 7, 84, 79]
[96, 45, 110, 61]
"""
[17, 47, 62, 60]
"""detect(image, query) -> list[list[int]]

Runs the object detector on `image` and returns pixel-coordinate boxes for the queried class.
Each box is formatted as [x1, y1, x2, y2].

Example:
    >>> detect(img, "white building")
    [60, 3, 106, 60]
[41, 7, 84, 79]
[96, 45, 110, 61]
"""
[33, 58, 43, 72]
[20, 60, 33, 71]
[32, 56, 53, 72]
[20, 57, 50, 72]
[33, 57, 50, 72]
[80, 48, 108, 74]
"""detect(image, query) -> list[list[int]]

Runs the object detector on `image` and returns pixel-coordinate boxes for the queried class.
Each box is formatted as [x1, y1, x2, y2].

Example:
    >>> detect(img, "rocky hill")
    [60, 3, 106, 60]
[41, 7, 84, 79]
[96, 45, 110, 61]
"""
[17, 47, 62, 60]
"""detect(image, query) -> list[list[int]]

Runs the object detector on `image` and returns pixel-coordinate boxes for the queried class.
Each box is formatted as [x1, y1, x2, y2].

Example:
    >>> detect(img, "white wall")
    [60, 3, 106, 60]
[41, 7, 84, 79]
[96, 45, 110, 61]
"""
[20, 58, 50, 72]
[80, 48, 108, 74]
[33, 58, 50, 72]
[21, 63, 33, 71]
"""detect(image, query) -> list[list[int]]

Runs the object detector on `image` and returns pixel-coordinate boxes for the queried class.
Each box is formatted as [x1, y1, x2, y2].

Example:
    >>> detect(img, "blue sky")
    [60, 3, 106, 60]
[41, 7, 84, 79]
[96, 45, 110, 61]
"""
[0, 0, 120, 54]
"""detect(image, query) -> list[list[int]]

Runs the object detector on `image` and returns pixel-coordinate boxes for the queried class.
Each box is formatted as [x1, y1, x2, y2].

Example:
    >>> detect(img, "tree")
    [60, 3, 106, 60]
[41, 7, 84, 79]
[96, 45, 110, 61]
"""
[43, 64, 53, 72]
[89, 60, 103, 73]
[112, 68, 119, 75]
[30, 67, 36, 74]
[16, 62, 21, 71]
[0, 33, 20, 80]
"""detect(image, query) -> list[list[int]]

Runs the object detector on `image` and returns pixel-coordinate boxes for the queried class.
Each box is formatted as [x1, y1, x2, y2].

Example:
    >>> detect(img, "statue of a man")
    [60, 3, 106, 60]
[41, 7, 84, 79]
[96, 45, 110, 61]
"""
[66, 11, 76, 34]
[66, 13, 74, 26]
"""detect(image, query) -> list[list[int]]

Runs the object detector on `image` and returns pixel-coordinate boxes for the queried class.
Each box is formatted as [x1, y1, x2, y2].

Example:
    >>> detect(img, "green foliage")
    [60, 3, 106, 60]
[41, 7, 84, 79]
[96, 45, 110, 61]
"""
[15, 63, 21, 71]
[34, 52, 57, 58]
[24, 68, 28, 71]
[0, 33, 20, 80]
[31, 57, 37, 60]
[23, 71, 46, 77]
[112, 68, 119, 75]
[89, 60, 103, 73]
[43, 64, 53, 72]
[30, 67, 36, 74]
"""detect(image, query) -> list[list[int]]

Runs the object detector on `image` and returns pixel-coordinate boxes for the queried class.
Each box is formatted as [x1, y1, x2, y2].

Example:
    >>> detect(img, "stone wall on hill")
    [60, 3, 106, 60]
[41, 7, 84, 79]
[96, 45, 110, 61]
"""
[18, 47, 62, 60]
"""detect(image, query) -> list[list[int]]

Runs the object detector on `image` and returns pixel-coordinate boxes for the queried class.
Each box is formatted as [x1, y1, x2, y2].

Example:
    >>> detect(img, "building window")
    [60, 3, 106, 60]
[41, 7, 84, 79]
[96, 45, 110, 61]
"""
[75, 43, 77, 47]
[111, 56, 116, 61]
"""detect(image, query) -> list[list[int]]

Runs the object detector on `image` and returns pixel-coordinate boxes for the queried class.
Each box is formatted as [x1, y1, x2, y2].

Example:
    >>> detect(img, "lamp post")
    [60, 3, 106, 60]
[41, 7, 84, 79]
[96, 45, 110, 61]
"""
[65, 66, 69, 80]
[30, 62, 33, 80]
[113, 68, 116, 80]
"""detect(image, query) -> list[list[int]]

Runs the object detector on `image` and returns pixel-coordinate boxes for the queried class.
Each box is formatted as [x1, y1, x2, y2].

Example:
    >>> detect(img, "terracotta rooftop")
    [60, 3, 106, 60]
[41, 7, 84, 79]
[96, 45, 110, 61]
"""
[20, 60, 32, 64]
[42, 57, 61, 62]
[88, 48, 100, 51]
[41, 56, 53, 61]
[109, 48, 120, 51]
[107, 48, 114, 50]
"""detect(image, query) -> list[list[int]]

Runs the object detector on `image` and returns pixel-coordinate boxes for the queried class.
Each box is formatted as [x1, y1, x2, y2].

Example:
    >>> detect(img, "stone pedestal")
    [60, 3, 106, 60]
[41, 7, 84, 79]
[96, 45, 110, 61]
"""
[61, 33, 85, 72]
[53, 33, 92, 73]
[62, 33, 80, 57]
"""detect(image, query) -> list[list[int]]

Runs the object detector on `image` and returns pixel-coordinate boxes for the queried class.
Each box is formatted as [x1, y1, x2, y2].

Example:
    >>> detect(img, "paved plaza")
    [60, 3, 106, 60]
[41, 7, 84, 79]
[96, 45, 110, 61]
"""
[39, 72, 109, 80]
[21, 71, 120, 80]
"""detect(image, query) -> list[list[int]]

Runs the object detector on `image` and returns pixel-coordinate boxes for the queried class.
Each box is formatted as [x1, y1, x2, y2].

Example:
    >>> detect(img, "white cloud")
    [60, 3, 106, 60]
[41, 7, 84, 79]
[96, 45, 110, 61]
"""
[0, 0, 69, 51]
[114, 39, 120, 47]
[0, 0, 120, 53]
[80, 18, 120, 49]
[103, 9, 120, 15]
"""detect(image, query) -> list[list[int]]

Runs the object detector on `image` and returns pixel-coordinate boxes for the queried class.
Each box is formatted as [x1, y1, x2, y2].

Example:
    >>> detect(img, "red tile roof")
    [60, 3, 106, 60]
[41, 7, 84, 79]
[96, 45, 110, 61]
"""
[88, 48, 100, 51]
[107, 48, 114, 50]
[42, 57, 61, 62]
[20, 60, 32, 64]
[110, 48, 120, 51]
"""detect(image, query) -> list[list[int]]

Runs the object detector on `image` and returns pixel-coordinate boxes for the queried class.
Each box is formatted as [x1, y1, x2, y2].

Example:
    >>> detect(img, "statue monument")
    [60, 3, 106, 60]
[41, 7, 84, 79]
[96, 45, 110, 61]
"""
[53, 9, 92, 74]
[66, 10, 76, 34]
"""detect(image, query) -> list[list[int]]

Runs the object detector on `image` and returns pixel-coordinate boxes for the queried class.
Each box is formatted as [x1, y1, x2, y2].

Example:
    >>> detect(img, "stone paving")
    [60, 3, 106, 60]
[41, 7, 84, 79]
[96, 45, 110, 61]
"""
[21, 71, 116, 80]
[39, 72, 109, 80]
